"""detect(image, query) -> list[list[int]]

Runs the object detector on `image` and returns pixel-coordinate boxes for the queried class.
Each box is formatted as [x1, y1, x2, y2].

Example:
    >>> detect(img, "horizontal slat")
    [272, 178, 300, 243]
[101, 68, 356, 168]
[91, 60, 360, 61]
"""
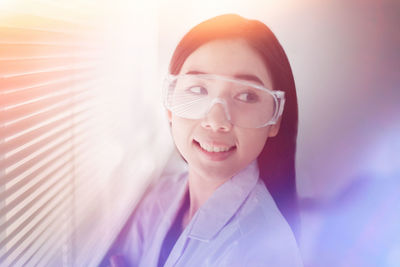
[8, 110, 94, 162]
[73, 155, 118, 214]
[1, 71, 95, 95]
[0, 185, 73, 263]
[2, 91, 76, 126]
[0, 43, 100, 58]
[25, 220, 68, 267]
[2, 76, 96, 124]
[0, 156, 72, 225]
[2, 125, 87, 188]
[0, 104, 92, 155]
[2, 148, 73, 215]
[1, 172, 71, 248]
[3, 76, 96, 108]
[1, 166, 72, 233]
[61, 126, 105, 179]
[0, 13, 96, 34]
[0, 26, 85, 43]
[70, 127, 120, 175]
[0, 62, 97, 79]
[72, 135, 115, 180]
[1, 118, 92, 193]
[0, 137, 72, 200]
[0, 57, 99, 76]
[2, 100, 74, 139]
[37, 251, 65, 267]
[10, 211, 67, 267]
[0, 67, 95, 92]
[72, 162, 102, 201]
[3, 83, 78, 117]
[0, 110, 90, 171]
[0, 53, 100, 63]
[2, 137, 73, 192]
[0, 137, 89, 239]
[3, 92, 92, 141]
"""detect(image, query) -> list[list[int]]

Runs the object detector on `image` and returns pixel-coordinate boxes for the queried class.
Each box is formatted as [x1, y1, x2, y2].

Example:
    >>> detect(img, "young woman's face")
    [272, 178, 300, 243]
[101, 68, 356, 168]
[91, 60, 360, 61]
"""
[168, 39, 280, 181]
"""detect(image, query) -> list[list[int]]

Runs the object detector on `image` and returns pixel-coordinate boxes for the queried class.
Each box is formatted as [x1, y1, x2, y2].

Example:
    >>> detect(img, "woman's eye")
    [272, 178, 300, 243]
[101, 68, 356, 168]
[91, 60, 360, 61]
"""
[186, 86, 207, 95]
[235, 92, 259, 103]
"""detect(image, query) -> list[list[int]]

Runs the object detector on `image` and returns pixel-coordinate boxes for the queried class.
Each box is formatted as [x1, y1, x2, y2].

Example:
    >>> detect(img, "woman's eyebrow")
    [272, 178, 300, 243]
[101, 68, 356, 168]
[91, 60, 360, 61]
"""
[233, 74, 264, 85]
[185, 70, 264, 85]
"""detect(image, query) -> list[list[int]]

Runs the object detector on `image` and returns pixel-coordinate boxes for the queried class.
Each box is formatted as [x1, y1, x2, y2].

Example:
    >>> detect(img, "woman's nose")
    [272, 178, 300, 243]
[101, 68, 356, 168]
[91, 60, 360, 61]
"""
[200, 101, 232, 132]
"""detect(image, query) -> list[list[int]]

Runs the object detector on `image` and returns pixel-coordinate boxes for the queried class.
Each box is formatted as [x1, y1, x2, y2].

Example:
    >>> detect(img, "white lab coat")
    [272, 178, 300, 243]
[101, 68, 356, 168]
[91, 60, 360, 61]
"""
[112, 161, 303, 267]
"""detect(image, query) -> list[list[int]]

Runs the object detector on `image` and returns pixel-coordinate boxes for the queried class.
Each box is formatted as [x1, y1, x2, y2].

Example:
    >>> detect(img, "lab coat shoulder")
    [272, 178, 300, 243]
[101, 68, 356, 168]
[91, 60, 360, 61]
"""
[219, 180, 303, 267]
[112, 173, 186, 265]
[132, 172, 186, 239]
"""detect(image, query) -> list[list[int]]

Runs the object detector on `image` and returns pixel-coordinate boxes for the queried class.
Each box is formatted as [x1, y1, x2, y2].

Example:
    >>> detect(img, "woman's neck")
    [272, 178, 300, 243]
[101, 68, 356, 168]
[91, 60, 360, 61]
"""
[182, 169, 230, 228]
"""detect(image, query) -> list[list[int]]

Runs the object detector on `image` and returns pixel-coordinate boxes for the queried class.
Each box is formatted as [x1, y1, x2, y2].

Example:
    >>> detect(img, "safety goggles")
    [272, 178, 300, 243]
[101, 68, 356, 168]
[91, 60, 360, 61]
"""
[163, 73, 285, 129]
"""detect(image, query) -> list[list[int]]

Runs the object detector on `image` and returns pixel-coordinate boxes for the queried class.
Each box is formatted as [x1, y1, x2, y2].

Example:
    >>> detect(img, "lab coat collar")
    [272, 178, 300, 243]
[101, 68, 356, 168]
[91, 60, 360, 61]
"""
[187, 161, 259, 242]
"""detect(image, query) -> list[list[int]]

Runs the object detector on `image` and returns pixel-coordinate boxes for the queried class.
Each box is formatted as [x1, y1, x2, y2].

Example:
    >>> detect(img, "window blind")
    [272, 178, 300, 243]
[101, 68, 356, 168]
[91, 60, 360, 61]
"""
[0, 2, 101, 265]
[1, 1, 172, 266]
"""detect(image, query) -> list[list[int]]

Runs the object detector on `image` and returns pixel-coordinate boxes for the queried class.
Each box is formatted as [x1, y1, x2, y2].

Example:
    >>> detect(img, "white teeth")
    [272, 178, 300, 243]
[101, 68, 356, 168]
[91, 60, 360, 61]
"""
[198, 142, 232, 153]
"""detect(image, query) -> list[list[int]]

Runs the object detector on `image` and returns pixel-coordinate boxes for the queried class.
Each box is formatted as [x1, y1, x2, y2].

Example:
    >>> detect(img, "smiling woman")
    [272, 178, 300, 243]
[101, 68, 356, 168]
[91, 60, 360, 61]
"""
[105, 14, 302, 267]
[168, 39, 281, 189]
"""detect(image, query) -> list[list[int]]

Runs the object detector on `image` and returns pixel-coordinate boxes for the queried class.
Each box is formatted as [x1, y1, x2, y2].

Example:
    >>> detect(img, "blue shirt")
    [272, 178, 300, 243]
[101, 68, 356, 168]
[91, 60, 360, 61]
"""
[114, 161, 303, 266]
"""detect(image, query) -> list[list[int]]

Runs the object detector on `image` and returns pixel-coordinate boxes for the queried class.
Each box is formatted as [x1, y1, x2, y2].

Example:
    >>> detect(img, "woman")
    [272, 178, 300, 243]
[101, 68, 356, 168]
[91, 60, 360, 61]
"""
[107, 14, 302, 267]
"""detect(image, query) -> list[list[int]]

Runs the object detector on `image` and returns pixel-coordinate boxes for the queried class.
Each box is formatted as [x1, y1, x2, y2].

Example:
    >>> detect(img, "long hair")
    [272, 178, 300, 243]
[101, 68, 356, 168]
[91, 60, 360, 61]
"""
[169, 14, 300, 234]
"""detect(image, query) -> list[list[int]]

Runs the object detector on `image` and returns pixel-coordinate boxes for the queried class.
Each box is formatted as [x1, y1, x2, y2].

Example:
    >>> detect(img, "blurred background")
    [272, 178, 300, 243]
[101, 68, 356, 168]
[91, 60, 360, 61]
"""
[0, 0, 399, 266]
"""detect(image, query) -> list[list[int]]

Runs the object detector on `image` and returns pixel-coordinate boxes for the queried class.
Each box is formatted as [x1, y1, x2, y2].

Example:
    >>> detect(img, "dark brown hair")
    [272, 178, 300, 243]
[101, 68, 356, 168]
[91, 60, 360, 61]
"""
[169, 14, 299, 234]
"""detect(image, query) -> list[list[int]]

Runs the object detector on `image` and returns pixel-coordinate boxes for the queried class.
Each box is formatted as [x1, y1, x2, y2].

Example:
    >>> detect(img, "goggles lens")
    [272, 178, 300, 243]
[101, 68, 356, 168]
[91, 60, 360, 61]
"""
[164, 74, 285, 128]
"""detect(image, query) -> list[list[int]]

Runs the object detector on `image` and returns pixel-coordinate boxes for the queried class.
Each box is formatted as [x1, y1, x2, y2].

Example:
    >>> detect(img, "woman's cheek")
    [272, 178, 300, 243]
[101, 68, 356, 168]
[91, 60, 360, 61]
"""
[171, 117, 195, 159]
[237, 128, 270, 157]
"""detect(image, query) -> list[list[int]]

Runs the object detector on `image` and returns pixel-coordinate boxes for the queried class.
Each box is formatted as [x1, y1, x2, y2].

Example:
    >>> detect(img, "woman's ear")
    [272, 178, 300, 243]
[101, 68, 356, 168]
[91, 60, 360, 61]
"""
[268, 117, 282, 137]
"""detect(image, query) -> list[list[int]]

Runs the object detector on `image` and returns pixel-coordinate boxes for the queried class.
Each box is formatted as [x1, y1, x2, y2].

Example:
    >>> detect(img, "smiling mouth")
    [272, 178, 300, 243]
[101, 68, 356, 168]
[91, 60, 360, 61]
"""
[193, 139, 236, 153]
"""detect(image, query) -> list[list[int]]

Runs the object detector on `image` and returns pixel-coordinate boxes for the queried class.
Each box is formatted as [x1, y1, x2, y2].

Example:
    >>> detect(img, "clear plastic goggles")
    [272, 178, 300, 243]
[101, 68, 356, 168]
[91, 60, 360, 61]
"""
[163, 74, 285, 129]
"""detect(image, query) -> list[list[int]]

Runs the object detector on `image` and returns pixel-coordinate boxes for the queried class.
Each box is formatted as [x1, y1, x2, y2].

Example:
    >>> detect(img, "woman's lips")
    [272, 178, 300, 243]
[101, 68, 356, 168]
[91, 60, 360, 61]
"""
[193, 139, 236, 161]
